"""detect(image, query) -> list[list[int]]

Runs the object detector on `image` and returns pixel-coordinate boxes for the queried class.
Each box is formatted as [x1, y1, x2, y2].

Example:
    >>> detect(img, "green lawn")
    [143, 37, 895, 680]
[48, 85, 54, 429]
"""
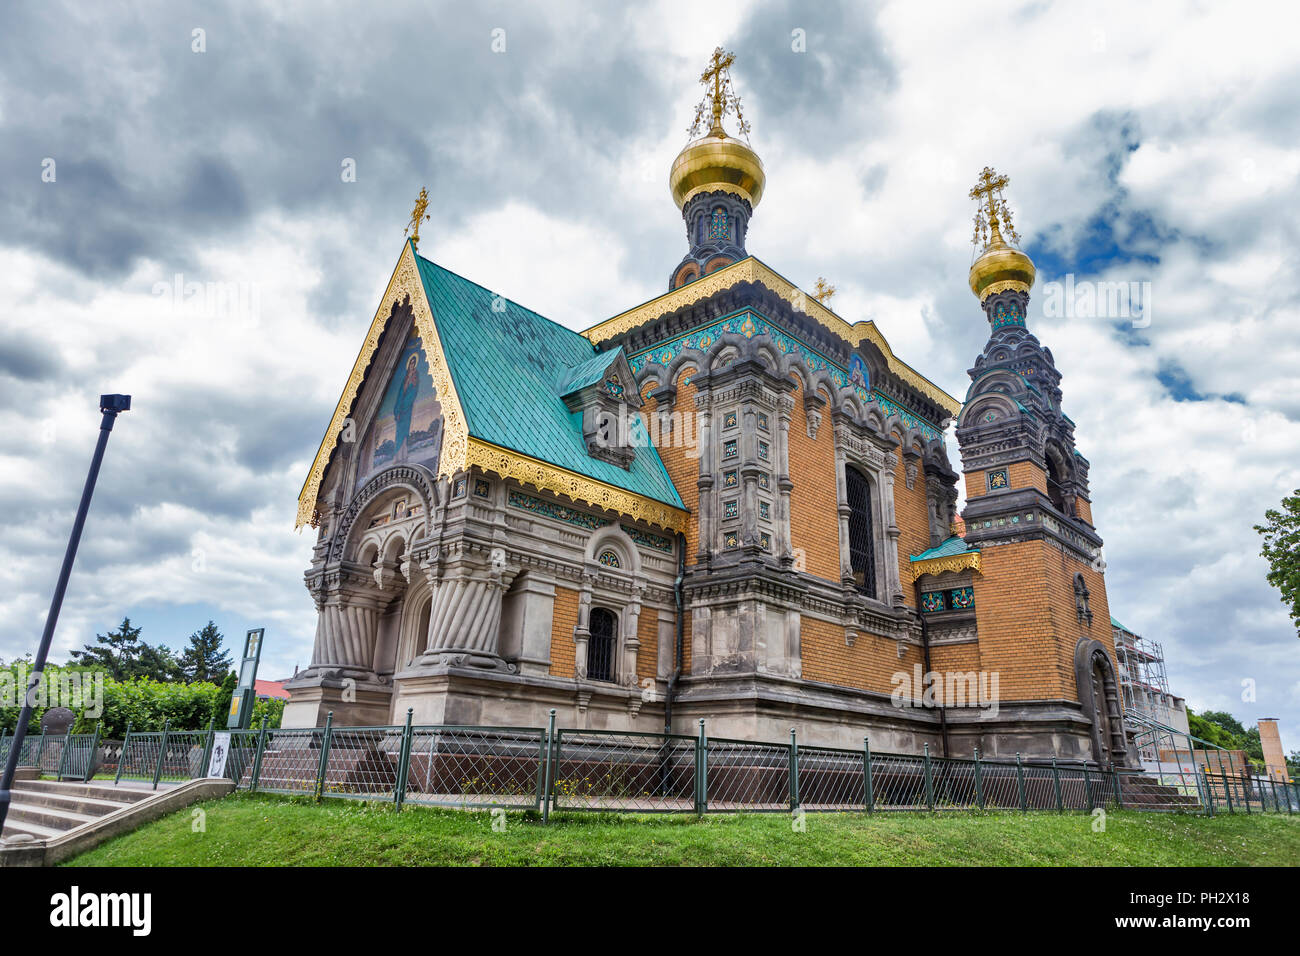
[64, 792, 1300, 866]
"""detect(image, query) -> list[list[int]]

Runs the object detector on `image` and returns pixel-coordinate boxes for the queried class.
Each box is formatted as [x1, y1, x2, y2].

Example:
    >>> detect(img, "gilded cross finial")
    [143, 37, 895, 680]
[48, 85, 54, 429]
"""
[689, 47, 751, 141]
[405, 187, 431, 250]
[812, 277, 836, 304]
[969, 166, 1021, 250]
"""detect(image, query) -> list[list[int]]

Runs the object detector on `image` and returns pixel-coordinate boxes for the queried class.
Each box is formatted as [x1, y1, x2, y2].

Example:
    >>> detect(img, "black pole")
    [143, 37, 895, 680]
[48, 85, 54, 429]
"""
[0, 394, 130, 837]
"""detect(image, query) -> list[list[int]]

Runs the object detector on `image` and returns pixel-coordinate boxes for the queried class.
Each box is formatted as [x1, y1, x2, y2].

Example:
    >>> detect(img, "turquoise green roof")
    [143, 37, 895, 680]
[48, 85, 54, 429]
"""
[413, 252, 684, 510]
[910, 535, 977, 562]
[1110, 615, 1133, 633]
[555, 347, 625, 397]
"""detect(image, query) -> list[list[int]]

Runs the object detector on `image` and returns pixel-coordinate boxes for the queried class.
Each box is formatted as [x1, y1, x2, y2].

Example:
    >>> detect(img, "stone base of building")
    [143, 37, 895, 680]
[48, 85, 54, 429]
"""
[280, 671, 395, 728]
[284, 665, 1121, 765]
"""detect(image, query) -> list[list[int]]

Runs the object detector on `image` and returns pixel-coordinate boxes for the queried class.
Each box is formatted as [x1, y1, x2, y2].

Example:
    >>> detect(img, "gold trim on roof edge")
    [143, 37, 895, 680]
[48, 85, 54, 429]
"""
[910, 550, 982, 580]
[582, 257, 961, 418]
[466, 438, 689, 533]
[295, 241, 470, 529]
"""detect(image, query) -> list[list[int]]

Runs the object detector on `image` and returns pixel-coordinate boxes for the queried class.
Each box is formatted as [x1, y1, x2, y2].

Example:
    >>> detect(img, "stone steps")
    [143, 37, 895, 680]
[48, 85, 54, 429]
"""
[2, 779, 154, 843]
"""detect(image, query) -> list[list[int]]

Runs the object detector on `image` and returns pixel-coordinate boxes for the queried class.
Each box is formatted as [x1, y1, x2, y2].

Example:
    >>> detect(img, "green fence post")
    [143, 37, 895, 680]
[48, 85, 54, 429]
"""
[1269, 775, 1280, 813]
[115, 722, 131, 785]
[152, 719, 170, 791]
[789, 728, 799, 812]
[1015, 753, 1027, 812]
[55, 725, 72, 781]
[250, 717, 269, 792]
[922, 743, 935, 810]
[973, 747, 985, 810]
[1111, 764, 1123, 808]
[863, 737, 874, 813]
[1082, 762, 1094, 811]
[83, 721, 101, 782]
[395, 709, 413, 810]
[1219, 754, 1233, 814]
[200, 718, 216, 778]
[315, 712, 334, 802]
[35, 731, 47, 770]
[1051, 758, 1063, 812]
[1201, 769, 1214, 817]
[541, 709, 556, 825]
[1241, 769, 1251, 814]
[697, 718, 708, 815]
[1286, 780, 1295, 816]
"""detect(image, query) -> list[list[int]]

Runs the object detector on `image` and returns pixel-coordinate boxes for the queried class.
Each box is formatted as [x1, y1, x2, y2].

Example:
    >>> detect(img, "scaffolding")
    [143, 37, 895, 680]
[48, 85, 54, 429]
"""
[1113, 616, 1174, 756]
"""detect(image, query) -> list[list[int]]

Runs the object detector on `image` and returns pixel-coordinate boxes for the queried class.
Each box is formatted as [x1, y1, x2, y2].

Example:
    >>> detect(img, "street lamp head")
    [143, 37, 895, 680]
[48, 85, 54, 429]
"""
[99, 394, 131, 413]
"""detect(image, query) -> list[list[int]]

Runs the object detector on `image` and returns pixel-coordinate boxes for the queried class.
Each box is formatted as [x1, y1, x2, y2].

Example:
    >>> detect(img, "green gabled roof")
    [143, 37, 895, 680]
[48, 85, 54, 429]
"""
[910, 535, 977, 562]
[413, 254, 684, 510]
[1110, 615, 1132, 633]
[555, 347, 625, 397]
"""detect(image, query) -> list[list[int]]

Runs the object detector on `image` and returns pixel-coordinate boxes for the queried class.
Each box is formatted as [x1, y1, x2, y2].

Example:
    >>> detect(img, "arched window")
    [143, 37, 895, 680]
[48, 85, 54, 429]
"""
[588, 607, 618, 683]
[414, 596, 432, 659]
[845, 466, 876, 598]
[1046, 449, 1069, 513]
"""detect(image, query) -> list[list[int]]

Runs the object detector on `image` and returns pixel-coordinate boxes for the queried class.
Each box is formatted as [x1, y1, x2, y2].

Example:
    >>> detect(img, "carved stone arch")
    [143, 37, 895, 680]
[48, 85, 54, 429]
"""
[701, 331, 751, 373]
[965, 367, 1031, 404]
[956, 392, 1019, 430]
[862, 405, 888, 440]
[1074, 638, 1130, 767]
[1044, 439, 1075, 513]
[585, 524, 642, 578]
[332, 463, 439, 563]
[661, 347, 703, 389]
[751, 341, 782, 375]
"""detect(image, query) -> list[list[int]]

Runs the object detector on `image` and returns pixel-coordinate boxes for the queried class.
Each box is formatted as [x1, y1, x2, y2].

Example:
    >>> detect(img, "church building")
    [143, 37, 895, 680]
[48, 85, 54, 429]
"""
[284, 50, 1131, 767]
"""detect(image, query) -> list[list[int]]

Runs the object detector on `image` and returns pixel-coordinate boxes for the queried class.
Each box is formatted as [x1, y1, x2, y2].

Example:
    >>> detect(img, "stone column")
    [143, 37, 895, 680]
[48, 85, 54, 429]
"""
[695, 388, 714, 560]
[621, 586, 644, 686]
[776, 395, 794, 563]
[573, 573, 594, 678]
[419, 548, 518, 668]
[882, 451, 905, 606]
[833, 423, 853, 584]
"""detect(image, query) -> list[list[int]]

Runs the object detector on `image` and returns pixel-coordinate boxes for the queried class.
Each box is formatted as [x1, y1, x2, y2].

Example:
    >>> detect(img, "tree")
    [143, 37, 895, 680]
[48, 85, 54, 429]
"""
[1256, 489, 1300, 636]
[179, 621, 232, 683]
[1199, 711, 1248, 738]
[70, 617, 143, 680]
[136, 642, 183, 682]
[211, 671, 238, 728]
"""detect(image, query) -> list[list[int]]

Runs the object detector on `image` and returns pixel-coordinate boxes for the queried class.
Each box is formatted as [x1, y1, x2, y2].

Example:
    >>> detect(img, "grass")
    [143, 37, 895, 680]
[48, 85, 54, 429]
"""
[65, 792, 1300, 866]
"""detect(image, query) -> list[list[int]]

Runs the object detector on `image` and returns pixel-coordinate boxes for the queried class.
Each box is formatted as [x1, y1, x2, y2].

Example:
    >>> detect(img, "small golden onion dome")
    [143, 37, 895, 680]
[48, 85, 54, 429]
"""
[669, 128, 765, 211]
[968, 225, 1035, 301]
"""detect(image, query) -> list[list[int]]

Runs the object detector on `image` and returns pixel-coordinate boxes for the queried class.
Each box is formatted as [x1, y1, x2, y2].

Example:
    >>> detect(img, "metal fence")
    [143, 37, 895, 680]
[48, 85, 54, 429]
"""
[10, 714, 1299, 820]
[0, 727, 104, 781]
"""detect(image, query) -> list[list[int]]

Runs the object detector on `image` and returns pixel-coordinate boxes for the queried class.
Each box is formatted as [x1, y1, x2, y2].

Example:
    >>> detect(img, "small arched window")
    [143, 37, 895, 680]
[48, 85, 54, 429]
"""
[1046, 450, 1069, 513]
[588, 608, 618, 683]
[845, 466, 877, 598]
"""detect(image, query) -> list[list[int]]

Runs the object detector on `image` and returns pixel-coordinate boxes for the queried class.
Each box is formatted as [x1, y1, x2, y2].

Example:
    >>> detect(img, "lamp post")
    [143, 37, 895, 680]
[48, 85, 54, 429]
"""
[0, 394, 130, 837]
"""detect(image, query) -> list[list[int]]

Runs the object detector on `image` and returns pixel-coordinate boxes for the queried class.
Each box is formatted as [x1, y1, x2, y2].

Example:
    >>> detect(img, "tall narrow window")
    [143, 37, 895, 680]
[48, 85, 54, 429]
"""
[845, 466, 877, 598]
[588, 607, 617, 683]
[1046, 454, 1068, 513]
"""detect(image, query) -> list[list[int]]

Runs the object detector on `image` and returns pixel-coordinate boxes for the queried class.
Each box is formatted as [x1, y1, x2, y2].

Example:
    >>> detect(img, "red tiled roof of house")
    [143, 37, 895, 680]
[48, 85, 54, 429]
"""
[255, 679, 290, 700]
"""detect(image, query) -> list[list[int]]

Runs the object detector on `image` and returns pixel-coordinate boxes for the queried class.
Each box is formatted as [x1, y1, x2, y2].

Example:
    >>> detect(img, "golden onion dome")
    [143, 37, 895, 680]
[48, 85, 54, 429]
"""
[968, 224, 1036, 301]
[669, 128, 765, 211]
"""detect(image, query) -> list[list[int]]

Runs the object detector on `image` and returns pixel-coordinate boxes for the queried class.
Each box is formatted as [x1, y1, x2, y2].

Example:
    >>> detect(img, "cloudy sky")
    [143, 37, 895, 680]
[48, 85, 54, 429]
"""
[2, 0, 1297, 745]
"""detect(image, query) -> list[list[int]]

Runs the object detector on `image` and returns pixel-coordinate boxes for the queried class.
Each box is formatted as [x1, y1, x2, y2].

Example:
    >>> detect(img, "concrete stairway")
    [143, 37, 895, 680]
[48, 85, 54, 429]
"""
[1118, 772, 1203, 811]
[1, 779, 153, 842]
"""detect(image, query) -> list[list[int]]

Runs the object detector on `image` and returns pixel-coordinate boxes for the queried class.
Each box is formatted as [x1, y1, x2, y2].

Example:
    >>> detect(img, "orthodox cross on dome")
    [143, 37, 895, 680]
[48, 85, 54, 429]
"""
[689, 46, 751, 141]
[969, 166, 1021, 250]
[405, 187, 431, 250]
[811, 276, 836, 304]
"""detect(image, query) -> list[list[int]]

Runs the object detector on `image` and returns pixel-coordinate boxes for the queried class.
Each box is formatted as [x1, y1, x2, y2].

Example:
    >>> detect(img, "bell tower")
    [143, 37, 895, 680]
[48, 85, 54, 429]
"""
[955, 167, 1131, 767]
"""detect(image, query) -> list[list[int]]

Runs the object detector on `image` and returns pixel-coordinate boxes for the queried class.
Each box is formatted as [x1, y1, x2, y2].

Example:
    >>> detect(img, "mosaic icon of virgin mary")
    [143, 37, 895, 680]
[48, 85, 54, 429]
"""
[363, 335, 443, 483]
